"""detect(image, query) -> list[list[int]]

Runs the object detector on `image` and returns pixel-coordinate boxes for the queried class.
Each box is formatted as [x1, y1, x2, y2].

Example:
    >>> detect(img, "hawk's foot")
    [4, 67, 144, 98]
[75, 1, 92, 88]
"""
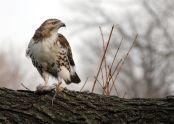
[53, 82, 64, 93]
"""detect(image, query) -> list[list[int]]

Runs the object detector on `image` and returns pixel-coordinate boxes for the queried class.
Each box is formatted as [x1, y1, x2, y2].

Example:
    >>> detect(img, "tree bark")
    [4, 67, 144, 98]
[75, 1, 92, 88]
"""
[0, 87, 174, 124]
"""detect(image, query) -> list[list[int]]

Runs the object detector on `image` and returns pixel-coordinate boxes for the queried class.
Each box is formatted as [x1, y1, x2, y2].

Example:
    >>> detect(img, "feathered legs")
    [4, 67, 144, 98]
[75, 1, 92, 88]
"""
[42, 72, 49, 86]
[36, 72, 55, 93]
[56, 77, 64, 92]
[36, 71, 64, 93]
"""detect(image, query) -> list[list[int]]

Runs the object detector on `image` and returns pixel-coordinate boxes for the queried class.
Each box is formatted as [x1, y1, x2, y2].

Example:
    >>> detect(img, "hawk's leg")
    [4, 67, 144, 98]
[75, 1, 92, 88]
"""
[42, 72, 49, 86]
[55, 77, 64, 92]
[55, 82, 63, 92]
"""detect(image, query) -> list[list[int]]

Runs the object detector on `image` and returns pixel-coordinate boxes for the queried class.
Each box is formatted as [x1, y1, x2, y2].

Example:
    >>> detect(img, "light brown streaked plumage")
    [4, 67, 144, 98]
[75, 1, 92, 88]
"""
[26, 19, 81, 87]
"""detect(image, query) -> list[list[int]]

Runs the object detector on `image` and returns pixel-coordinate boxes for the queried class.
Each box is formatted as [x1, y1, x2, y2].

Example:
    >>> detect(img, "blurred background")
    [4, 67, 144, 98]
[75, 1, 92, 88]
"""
[0, 0, 174, 98]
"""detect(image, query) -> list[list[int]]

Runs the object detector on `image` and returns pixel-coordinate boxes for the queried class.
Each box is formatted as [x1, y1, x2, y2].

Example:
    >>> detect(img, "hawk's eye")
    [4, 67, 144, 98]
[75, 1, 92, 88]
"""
[52, 22, 57, 25]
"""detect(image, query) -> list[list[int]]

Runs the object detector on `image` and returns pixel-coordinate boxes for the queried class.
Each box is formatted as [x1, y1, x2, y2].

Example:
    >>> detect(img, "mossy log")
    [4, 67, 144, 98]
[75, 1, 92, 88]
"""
[0, 87, 174, 124]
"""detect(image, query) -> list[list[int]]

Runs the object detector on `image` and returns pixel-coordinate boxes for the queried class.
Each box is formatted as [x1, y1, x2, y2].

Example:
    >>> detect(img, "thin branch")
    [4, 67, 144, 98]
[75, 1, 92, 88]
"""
[110, 37, 123, 72]
[126, 34, 138, 58]
[100, 67, 105, 87]
[123, 91, 127, 98]
[92, 25, 114, 92]
[105, 37, 123, 95]
[95, 76, 107, 95]
[21, 83, 31, 91]
[110, 34, 138, 92]
[109, 59, 123, 94]
[80, 77, 89, 92]
[99, 26, 108, 88]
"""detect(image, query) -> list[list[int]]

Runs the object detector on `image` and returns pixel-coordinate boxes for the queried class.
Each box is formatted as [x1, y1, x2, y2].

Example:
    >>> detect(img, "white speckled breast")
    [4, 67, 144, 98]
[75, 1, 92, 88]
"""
[28, 33, 59, 65]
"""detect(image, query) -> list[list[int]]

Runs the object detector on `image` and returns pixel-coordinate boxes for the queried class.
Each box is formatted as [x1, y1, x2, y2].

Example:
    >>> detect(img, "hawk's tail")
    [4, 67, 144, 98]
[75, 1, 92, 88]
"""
[70, 72, 81, 84]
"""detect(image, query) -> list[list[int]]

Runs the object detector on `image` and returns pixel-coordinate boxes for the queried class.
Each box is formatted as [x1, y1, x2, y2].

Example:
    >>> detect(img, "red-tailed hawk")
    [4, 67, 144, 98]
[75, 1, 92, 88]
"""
[26, 19, 81, 90]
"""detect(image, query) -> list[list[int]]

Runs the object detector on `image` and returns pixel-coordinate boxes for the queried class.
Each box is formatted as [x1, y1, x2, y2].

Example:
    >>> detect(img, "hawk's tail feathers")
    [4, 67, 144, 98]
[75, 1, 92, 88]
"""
[70, 72, 81, 84]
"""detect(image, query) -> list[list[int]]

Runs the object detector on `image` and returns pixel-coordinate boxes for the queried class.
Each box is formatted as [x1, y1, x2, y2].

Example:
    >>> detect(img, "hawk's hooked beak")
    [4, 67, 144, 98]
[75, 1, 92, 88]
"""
[61, 23, 66, 27]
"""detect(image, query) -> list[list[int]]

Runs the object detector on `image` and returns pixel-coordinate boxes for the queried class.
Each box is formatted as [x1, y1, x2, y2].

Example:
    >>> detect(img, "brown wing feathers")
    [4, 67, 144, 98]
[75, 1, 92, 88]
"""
[58, 33, 80, 83]
[58, 33, 75, 66]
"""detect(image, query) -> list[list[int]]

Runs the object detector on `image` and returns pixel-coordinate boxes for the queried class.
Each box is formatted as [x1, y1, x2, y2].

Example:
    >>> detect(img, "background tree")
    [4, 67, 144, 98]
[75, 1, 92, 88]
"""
[0, 48, 39, 90]
[63, 0, 174, 97]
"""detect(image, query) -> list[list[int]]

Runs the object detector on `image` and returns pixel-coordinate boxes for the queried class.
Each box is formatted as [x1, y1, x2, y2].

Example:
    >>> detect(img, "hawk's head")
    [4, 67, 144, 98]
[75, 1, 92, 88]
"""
[34, 19, 66, 39]
[40, 19, 66, 32]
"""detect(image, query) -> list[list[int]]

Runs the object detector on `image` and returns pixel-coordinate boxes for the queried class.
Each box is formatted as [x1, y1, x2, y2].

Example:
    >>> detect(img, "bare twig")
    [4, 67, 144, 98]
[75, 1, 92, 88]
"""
[21, 83, 31, 91]
[110, 37, 123, 72]
[95, 77, 107, 95]
[80, 77, 89, 92]
[92, 25, 114, 92]
[110, 34, 138, 92]
[100, 68, 105, 87]
[108, 59, 122, 95]
[109, 60, 123, 92]
[126, 34, 138, 58]
[99, 26, 108, 87]
[113, 82, 119, 96]
[91, 25, 137, 96]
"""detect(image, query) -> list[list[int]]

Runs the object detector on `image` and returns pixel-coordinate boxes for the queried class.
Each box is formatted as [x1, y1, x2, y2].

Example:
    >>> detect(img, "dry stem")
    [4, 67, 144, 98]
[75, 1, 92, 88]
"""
[92, 25, 114, 92]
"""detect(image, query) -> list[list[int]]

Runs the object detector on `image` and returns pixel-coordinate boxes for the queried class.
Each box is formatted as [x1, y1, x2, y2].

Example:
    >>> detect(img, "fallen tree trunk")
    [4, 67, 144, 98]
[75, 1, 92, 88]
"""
[0, 87, 174, 124]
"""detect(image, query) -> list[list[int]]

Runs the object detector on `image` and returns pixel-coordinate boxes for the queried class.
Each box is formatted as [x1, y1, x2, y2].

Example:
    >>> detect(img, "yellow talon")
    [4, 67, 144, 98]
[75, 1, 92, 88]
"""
[56, 82, 64, 92]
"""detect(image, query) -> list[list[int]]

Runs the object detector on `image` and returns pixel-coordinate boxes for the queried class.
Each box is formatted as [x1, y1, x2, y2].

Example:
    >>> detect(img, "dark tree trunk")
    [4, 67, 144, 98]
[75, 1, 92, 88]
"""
[0, 87, 174, 124]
